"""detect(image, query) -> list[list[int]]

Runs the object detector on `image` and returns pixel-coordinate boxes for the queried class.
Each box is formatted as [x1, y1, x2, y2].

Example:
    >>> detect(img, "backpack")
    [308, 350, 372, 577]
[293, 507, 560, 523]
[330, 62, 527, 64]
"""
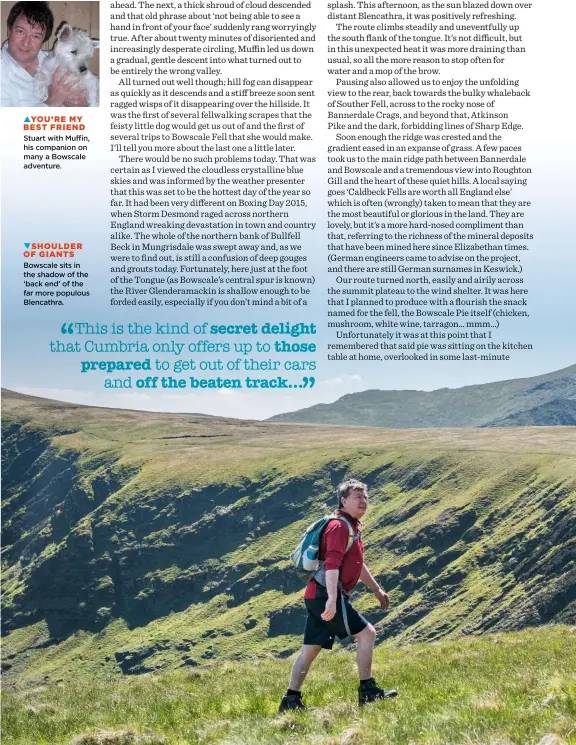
[290, 514, 360, 583]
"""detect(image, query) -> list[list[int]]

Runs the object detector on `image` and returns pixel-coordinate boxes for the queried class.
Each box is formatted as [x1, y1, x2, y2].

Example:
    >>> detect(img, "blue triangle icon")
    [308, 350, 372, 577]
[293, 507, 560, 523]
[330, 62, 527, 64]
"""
[24, 243, 31, 248]
[24, 116, 30, 122]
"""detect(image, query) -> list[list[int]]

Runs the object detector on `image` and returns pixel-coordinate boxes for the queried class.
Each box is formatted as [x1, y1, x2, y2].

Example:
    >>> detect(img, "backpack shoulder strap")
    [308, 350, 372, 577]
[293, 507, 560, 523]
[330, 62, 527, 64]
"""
[335, 515, 360, 553]
[313, 515, 360, 588]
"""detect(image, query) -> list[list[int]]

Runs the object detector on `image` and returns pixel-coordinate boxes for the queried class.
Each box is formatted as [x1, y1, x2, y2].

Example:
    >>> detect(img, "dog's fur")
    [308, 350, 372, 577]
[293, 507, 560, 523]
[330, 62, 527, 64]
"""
[34, 23, 99, 106]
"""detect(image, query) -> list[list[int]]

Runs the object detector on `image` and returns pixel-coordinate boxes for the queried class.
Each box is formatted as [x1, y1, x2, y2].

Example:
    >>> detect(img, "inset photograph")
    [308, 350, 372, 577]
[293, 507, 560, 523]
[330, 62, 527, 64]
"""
[1, 1, 99, 107]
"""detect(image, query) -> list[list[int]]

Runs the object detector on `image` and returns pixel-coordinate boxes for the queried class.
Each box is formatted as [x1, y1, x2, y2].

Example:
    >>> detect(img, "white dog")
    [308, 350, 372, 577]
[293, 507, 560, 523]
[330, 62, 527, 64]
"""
[35, 23, 99, 107]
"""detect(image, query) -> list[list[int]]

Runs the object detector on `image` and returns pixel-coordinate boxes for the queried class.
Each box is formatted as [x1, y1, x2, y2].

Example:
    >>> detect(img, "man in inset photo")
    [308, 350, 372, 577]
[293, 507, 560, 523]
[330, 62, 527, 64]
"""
[1, 1, 92, 106]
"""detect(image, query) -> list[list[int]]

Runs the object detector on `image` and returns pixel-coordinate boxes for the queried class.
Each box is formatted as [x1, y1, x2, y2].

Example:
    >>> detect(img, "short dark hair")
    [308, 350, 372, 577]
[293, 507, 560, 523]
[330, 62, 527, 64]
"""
[336, 479, 367, 508]
[7, 2, 54, 43]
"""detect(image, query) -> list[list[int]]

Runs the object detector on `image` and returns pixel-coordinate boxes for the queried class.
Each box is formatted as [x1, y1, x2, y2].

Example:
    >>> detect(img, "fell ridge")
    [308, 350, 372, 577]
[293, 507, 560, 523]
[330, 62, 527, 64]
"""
[2, 390, 575, 684]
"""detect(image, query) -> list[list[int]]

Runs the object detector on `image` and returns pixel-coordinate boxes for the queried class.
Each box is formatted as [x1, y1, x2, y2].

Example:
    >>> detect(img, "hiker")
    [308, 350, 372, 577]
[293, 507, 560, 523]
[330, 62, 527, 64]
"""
[279, 479, 398, 712]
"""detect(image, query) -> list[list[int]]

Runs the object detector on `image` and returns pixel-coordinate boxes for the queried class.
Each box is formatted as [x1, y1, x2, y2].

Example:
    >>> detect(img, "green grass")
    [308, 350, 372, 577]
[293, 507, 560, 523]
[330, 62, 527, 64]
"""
[2, 626, 575, 745]
[2, 391, 575, 688]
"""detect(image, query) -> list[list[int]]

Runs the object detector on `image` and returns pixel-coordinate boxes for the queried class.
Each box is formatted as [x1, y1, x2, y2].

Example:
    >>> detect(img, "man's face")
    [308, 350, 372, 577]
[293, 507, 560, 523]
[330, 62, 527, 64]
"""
[341, 487, 368, 519]
[7, 15, 45, 71]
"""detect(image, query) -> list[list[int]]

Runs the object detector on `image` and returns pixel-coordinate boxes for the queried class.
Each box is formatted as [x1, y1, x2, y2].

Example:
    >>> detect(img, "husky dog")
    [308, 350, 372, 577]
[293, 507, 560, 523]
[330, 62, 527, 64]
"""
[34, 23, 99, 106]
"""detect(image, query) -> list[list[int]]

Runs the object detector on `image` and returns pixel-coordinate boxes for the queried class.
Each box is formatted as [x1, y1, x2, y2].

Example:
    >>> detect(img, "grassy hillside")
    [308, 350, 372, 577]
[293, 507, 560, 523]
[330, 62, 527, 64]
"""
[267, 364, 576, 428]
[1, 390, 575, 688]
[2, 626, 576, 745]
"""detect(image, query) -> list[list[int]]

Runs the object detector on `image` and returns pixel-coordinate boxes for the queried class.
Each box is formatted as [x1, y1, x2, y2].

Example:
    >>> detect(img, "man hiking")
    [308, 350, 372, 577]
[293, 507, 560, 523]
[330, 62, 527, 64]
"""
[279, 479, 398, 712]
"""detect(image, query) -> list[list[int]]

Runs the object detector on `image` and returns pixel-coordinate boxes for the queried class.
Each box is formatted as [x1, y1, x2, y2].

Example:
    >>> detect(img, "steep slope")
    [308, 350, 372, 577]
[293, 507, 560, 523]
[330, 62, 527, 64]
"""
[267, 364, 576, 427]
[2, 390, 575, 685]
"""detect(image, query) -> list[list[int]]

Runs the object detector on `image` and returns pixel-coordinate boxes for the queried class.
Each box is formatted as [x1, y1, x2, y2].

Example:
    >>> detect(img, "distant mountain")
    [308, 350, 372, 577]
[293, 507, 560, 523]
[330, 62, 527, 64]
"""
[267, 364, 576, 428]
[2, 390, 575, 685]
